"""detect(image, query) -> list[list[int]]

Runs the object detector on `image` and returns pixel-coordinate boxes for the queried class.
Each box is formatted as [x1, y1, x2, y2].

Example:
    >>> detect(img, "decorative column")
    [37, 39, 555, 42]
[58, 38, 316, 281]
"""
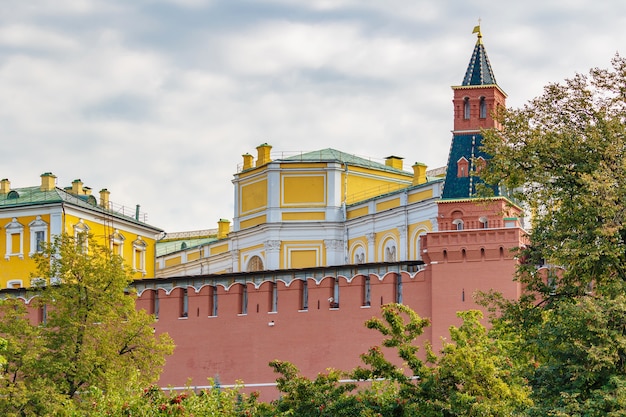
[324, 239, 344, 266]
[397, 225, 407, 261]
[366, 233, 376, 263]
[264, 240, 281, 270]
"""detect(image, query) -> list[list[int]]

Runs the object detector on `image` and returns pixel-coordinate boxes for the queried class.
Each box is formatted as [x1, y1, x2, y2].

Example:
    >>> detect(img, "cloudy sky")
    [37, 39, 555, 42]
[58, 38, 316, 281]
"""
[2, 0, 625, 233]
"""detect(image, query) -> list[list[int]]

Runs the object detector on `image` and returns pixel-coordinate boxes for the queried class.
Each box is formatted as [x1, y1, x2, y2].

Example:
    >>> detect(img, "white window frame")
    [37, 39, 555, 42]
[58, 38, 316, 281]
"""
[29, 216, 48, 256]
[452, 219, 464, 230]
[73, 220, 90, 250]
[110, 230, 125, 257]
[5, 218, 24, 260]
[133, 236, 147, 273]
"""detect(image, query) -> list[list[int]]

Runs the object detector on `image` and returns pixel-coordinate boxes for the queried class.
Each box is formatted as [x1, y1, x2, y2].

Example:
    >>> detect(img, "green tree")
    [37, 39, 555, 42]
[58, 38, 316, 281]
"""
[353, 305, 530, 416]
[480, 55, 626, 414]
[481, 55, 626, 297]
[0, 233, 174, 415]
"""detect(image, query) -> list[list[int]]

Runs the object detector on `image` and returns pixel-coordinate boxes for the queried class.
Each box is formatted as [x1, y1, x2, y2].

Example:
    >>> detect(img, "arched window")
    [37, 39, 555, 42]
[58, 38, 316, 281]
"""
[479, 96, 487, 118]
[452, 219, 464, 230]
[464, 97, 470, 119]
[479, 216, 488, 229]
[247, 255, 264, 272]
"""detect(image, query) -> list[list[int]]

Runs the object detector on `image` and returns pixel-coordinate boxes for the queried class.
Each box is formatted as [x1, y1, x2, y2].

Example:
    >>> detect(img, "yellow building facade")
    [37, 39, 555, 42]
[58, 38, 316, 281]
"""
[156, 145, 444, 277]
[0, 173, 163, 288]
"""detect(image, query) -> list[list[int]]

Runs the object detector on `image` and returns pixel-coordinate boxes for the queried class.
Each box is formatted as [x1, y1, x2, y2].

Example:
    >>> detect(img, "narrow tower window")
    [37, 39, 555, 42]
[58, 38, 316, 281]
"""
[479, 96, 487, 118]
[464, 97, 470, 119]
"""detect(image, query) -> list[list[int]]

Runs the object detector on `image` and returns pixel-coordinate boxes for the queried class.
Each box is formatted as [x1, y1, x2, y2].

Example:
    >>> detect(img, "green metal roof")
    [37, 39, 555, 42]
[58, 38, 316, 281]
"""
[156, 237, 217, 257]
[281, 148, 411, 176]
[0, 185, 162, 231]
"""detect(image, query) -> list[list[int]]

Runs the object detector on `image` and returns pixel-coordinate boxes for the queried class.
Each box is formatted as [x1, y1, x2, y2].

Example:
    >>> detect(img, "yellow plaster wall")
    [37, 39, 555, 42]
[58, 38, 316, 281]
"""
[0, 212, 158, 288]
[282, 241, 324, 269]
[65, 214, 157, 279]
[281, 174, 326, 206]
[210, 243, 229, 255]
[281, 212, 326, 221]
[0, 214, 50, 288]
[187, 251, 200, 261]
[240, 178, 268, 215]
[165, 256, 182, 267]
[376, 198, 401, 212]
[343, 167, 411, 205]
[289, 250, 318, 269]
[408, 189, 434, 203]
[346, 206, 369, 220]
[240, 214, 267, 229]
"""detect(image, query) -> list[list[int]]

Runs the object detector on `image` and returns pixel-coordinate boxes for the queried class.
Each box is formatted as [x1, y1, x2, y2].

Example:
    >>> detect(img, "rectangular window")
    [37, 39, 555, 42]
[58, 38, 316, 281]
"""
[11, 233, 20, 254]
[330, 278, 340, 308]
[240, 286, 248, 315]
[211, 286, 218, 316]
[35, 231, 45, 252]
[301, 280, 308, 310]
[153, 291, 160, 319]
[135, 249, 146, 272]
[395, 274, 403, 304]
[363, 276, 371, 306]
[180, 288, 188, 317]
[270, 282, 278, 313]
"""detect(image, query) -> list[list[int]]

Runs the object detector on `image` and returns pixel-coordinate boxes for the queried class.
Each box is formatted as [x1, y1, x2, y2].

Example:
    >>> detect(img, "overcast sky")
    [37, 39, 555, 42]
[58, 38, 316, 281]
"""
[2, 0, 625, 233]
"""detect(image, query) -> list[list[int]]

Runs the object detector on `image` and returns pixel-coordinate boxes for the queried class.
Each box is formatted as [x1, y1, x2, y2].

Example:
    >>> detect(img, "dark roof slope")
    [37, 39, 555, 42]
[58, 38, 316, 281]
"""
[461, 34, 497, 86]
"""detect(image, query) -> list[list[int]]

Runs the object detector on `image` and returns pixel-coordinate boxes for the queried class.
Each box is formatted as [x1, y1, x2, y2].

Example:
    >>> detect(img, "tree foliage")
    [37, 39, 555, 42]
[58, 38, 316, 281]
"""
[480, 55, 626, 415]
[482, 55, 626, 297]
[0, 233, 174, 415]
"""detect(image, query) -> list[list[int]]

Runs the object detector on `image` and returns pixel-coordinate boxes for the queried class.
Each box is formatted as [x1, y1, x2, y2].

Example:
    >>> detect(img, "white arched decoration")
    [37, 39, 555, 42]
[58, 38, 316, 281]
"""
[349, 243, 366, 264]
[411, 229, 429, 260]
[378, 235, 398, 263]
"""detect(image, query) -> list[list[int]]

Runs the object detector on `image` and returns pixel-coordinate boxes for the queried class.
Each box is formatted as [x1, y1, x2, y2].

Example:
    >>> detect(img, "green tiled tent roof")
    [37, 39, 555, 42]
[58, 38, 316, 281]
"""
[281, 148, 411, 175]
[442, 134, 500, 199]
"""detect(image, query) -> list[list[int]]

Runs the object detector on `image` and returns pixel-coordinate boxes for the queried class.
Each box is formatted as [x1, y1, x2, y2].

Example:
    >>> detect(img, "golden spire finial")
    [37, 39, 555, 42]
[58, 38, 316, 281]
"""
[472, 18, 482, 44]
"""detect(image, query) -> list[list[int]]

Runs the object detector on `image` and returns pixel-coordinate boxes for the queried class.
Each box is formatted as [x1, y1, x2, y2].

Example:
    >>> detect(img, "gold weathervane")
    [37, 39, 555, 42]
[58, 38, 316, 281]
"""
[472, 18, 482, 43]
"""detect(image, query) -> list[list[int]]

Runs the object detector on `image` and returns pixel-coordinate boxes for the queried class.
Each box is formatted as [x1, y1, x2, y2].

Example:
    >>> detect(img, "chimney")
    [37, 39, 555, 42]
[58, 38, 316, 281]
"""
[0, 178, 10, 194]
[71, 179, 84, 194]
[412, 162, 428, 185]
[217, 218, 231, 239]
[256, 143, 272, 167]
[385, 155, 404, 171]
[40, 172, 56, 191]
[99, 188, 110, 209]
[242, 153, 254, 170]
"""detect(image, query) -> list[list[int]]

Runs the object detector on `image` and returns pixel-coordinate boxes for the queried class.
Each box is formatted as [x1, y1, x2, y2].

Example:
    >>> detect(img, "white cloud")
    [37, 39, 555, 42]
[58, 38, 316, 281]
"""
[1, 0, 625, 231]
